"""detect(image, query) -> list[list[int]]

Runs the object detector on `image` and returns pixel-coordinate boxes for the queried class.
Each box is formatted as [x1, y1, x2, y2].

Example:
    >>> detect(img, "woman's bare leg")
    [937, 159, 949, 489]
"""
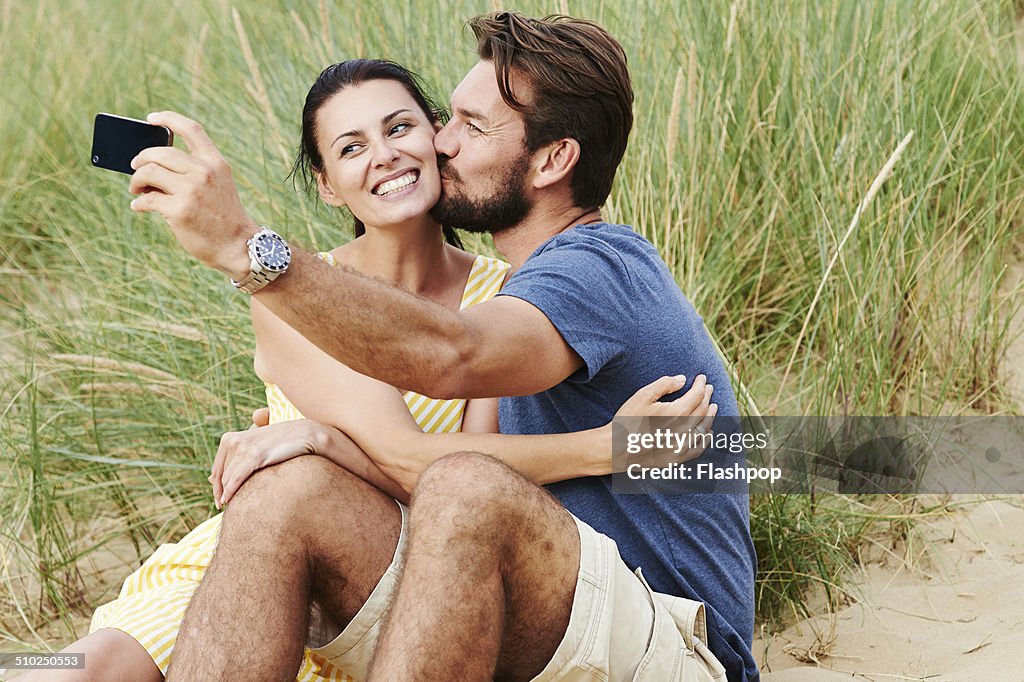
[12, 628, 161, 682]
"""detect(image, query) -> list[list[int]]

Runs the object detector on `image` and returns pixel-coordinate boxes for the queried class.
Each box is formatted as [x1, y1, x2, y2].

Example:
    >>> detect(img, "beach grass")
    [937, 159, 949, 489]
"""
[1, 0, 1022, 650]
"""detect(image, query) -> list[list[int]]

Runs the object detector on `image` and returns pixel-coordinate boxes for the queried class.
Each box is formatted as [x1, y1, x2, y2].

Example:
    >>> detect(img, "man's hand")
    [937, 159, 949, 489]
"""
[128, 111, 258, 279]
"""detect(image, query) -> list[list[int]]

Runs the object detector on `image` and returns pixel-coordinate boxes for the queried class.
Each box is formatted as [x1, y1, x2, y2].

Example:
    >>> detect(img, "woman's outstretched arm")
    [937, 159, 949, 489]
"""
[363, 376, 714, 494]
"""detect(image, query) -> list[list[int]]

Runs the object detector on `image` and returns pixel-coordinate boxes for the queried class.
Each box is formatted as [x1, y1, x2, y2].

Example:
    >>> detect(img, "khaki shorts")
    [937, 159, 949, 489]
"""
[309, 502, 727, 681]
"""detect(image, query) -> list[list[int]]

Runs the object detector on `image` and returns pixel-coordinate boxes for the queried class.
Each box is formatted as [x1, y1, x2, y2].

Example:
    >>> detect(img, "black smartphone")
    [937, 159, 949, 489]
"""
[91, 113, 173, 174]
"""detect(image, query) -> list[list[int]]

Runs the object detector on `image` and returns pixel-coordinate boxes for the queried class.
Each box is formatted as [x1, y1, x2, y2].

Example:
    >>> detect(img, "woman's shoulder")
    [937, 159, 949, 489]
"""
[322, 240, 360, 267]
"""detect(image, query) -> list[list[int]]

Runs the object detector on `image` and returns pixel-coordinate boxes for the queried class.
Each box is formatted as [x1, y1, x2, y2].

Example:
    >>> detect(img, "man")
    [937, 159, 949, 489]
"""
[129, 12, 758, 681]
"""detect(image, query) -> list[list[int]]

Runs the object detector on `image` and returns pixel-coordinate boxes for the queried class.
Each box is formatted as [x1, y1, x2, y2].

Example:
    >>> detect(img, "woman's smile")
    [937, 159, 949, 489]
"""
[372, 169, 420, 198]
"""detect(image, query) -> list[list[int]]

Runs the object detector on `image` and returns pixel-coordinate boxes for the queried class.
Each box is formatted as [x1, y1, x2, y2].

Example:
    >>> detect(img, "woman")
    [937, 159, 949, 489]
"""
[25, 60, 715, 682]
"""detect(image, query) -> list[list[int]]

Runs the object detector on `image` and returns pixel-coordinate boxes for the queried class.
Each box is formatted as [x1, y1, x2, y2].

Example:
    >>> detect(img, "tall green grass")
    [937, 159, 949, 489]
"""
[2, 0, 1022, 650]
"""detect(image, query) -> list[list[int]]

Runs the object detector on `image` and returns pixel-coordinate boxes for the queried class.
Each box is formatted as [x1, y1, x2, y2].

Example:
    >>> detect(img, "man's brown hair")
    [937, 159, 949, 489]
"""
[468, 11, 634, 210]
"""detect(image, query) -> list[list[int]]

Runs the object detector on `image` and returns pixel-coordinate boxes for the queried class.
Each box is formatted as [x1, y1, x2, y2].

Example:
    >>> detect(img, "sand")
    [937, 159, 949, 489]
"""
[755, 257, 1024, 680]
[754, 496, 1024, 680]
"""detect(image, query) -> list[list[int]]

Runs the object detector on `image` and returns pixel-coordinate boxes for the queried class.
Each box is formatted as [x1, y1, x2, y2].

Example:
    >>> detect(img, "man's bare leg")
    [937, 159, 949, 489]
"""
[368, 452, 580, 682]
[165, 455, 402, 682]
[12, 628, 160, 682]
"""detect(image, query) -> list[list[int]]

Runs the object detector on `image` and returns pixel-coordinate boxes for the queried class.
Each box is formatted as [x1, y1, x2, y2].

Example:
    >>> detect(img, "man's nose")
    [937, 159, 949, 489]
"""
[433, 120, 459, 159]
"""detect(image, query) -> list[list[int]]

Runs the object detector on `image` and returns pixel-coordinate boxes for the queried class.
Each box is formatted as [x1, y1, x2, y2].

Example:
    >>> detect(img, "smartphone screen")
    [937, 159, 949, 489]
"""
[91, 113, 173, 174]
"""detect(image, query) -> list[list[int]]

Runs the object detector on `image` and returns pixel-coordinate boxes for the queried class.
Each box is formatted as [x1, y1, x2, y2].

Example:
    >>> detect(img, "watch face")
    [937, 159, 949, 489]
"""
[253, 232, 291, 271]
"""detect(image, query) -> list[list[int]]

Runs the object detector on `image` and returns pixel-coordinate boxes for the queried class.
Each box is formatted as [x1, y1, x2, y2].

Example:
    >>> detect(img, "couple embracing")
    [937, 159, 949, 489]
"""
[31, 11, 758, 682]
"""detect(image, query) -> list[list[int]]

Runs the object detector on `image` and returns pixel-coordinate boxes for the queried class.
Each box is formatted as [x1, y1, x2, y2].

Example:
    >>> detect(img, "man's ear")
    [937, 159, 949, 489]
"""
[532, 138, 581, 190]
[316, 172, 345, 208]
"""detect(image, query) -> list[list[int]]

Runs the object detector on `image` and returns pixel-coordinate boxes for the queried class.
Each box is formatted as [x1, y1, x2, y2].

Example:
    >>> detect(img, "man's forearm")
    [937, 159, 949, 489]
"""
[256, 249, 473, 398]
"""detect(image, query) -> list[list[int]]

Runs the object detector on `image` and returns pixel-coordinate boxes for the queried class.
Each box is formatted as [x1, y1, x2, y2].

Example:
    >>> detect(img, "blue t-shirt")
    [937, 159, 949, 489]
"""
[498, 223, 758, 682]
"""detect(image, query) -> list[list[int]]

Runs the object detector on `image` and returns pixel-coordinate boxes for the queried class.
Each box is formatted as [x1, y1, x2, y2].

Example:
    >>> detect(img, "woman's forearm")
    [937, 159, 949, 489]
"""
[311, 423, 411, 503]
[373, 426, 610, 490]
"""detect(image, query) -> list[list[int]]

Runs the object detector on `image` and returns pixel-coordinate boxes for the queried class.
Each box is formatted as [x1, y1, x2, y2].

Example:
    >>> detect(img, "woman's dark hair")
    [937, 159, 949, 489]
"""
[290, 59, 462, 248]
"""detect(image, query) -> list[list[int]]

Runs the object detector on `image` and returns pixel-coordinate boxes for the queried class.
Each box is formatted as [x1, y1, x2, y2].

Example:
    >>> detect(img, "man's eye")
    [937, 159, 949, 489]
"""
[466, 122, 482, 134]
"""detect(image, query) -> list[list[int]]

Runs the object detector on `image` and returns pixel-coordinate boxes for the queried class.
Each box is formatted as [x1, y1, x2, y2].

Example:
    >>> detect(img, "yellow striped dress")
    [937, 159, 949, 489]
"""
[89, 253, 510, 681]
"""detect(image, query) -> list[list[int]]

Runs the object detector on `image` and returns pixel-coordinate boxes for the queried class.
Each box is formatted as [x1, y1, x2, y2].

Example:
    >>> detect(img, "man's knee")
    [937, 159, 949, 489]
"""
[239, 452, 353, 496]
[222, 455, 374, 544]
[221, 454, 402, 567]
[412, 452, 537, 534]
[417, 451, 528, 501]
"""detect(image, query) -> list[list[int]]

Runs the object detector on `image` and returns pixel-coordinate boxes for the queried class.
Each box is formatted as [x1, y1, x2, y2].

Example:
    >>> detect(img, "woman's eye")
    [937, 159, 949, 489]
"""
[340, 143, 360, 157]
[389, 122, 411, 135]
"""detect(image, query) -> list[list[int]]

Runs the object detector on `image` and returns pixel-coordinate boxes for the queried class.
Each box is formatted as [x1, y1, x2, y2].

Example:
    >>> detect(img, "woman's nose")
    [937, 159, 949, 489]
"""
[371, 140, 401, 167]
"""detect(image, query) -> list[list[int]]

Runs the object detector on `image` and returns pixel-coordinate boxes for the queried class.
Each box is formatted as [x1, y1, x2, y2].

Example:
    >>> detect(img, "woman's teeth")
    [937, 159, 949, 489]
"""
[375, 172, 418, 196]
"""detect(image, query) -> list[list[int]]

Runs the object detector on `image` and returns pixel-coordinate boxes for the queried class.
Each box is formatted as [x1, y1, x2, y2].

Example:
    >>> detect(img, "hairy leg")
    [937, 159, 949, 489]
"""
[165, 455, 401, 682]
[368, 452, 580, 682]
[12, 628, 160, 682]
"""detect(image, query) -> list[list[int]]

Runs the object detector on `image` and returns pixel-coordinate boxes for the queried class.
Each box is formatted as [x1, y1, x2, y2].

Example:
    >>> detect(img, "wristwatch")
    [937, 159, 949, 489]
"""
[231, 227, 292, 294]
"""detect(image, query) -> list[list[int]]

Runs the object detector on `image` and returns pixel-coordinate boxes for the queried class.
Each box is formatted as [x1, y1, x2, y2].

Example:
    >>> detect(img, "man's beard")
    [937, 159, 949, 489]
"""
[430, 153, 532, 235]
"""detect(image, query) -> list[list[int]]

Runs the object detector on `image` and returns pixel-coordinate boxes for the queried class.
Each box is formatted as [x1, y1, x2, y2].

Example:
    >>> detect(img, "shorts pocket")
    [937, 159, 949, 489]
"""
[689, 639, 728, 681]
[630, 568, 685, 681]
[631, 568, 727, 681]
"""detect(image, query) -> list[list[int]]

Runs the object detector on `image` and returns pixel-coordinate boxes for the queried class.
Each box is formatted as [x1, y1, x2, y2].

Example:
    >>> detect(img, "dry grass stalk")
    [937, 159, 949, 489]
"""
[84, 381, 226, 406]
[725, 0, 739, 58]
[50, 354, 180, 383]
[1017, 14, 1024, 74]
[290, 9, 327, 68]
[353, 4, 365, 57]
[774, 131, 916, 409]
[190, 23, 209, 107]
[128, 321, 207, 343]
[686, 41, 698, 157]
[232, 8, 290, 166]
[666, 66, 684, 174]
[1, 0, 11, 45]
[684, 41, 699, 283]
[662, 66, 685, 264]
[318, 0, 330, 53]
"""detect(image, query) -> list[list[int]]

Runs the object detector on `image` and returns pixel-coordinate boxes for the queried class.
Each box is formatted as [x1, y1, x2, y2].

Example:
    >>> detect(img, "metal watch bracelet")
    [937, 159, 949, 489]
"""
[230, 227, 291, 294]
[232, 269, 276, 294]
